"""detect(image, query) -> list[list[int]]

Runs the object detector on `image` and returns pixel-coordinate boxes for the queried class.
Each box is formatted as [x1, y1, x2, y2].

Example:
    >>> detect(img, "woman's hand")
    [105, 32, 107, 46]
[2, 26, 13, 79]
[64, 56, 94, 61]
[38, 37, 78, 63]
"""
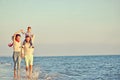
[21, 54, 24, 58]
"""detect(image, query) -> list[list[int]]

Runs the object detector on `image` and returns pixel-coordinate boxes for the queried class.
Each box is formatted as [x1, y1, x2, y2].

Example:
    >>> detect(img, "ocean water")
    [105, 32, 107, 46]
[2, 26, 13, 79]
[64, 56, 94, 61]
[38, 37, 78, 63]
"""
[0, 55, 120, 80]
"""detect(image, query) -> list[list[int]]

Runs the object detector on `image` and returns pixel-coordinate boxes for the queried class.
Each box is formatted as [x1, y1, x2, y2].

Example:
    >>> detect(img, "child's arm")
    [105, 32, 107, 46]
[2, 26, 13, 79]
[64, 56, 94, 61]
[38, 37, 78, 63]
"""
[31, 34, 35, 44]
[21, 30, 25, 34]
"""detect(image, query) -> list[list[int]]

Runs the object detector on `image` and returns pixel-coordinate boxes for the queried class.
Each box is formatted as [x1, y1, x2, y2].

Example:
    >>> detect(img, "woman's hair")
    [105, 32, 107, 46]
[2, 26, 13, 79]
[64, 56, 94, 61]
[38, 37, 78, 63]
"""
[16, 34, 21, 37]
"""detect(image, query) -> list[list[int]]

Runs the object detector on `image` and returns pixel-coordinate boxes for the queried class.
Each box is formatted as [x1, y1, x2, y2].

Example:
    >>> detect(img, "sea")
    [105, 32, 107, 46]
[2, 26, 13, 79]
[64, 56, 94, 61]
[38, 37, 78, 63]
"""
[0, 55, 120, 80]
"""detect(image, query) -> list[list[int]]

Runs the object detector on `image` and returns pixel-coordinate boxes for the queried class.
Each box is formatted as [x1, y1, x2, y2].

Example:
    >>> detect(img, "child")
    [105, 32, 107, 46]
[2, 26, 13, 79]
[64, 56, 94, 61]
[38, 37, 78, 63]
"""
[22, 35, 34, 78]
[22, 26, 34, 48]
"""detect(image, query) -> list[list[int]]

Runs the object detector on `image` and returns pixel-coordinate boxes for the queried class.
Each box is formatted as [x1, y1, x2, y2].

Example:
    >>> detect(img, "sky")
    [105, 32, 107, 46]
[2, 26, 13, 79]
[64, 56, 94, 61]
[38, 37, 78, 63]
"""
[0, 0, 120, 56]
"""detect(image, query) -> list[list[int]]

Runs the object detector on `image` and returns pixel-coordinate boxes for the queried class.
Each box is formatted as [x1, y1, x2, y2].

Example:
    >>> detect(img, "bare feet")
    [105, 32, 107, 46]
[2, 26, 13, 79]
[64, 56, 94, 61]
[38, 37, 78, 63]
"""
[14, 74, 17, 79]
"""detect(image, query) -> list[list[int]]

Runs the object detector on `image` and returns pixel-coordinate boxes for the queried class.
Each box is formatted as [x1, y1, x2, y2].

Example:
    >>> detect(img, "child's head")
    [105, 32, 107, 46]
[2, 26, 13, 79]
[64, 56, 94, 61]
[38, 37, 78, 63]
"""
[15, 34, 21, 42]
[25, 35, 31, 42]
[27, 26, 31, 32]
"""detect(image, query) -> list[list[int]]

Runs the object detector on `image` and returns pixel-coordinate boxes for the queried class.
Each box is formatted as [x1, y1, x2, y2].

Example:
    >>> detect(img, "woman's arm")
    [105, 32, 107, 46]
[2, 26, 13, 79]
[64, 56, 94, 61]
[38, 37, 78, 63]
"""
[13, 29, 23, 42]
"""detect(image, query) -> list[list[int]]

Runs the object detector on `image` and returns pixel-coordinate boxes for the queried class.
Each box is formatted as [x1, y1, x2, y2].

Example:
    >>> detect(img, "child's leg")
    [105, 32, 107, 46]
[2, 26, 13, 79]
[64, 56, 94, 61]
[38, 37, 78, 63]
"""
[22, 40, 26, 48]
[29, 40, 34, 48]
[30, 40, 33, 46]
[23, 40, 26, 45]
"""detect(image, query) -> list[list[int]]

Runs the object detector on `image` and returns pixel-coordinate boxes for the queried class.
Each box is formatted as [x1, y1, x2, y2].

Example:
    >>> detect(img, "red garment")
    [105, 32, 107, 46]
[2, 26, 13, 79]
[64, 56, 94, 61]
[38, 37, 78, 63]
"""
[8, 43, 13, 47]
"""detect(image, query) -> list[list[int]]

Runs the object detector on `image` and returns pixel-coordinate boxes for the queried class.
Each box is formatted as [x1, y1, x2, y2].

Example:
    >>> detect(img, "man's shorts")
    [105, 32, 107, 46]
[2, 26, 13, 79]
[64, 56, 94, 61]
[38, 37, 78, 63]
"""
[25, 54, 33, 67]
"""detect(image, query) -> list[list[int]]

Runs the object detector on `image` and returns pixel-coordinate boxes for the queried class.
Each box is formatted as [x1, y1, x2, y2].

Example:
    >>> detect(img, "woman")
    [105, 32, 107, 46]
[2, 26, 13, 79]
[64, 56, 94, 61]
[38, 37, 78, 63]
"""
[12, 30, 23, 79]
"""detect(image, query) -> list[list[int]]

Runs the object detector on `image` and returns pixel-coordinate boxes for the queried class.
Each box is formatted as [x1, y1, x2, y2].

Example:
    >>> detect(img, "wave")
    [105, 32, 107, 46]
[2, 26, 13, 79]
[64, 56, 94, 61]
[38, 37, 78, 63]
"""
[0, 62, 12, 66]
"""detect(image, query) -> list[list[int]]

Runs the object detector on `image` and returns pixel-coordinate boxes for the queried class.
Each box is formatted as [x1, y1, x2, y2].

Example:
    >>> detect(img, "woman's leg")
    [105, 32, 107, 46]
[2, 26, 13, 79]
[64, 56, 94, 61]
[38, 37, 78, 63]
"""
[17, 54, 21, 78]
[13, 52, 17, 78]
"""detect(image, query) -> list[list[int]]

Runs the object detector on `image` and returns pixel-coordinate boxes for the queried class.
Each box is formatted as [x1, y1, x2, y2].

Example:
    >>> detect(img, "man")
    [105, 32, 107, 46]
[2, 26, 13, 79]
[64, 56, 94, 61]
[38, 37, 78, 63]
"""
[22, 26, 34, 48]
[22, 35, 34, 78]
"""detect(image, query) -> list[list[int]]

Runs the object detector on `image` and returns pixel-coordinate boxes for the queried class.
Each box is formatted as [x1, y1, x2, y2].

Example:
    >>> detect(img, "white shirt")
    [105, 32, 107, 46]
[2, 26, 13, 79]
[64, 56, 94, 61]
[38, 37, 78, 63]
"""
[23, 42, 34, 55]
[13, 41, 21, 52]
[24, 32, 35, 44]
[25, 32, 33, 38]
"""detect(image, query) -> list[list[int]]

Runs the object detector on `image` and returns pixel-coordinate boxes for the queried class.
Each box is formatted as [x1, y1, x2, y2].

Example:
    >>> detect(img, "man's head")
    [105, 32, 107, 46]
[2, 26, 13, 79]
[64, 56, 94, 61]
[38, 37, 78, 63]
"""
[15, 34, 21, 42]
[27, 26, 31, 32]
[25, 35, 31, 42]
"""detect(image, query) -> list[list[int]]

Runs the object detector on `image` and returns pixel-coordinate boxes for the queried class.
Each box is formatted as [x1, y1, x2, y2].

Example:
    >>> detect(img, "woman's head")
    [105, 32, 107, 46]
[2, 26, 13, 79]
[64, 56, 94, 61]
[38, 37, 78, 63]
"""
[25, 35, 31, 42]
[15, 34, 21, 42]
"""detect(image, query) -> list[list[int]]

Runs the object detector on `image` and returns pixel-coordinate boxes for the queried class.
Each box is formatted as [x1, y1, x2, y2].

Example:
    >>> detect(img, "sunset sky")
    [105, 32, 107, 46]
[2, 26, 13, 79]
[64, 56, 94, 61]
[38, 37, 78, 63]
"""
[0, 0, 120, 56]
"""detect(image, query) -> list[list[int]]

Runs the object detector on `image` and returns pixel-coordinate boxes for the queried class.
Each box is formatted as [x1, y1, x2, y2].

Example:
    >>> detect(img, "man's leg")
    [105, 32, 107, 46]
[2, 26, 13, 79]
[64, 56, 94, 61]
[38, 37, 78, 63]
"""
[29, 54, 33, 78]
[26, 66, 29, 77]
[29, 65, 33, 77]
[25, 55, 29, 78]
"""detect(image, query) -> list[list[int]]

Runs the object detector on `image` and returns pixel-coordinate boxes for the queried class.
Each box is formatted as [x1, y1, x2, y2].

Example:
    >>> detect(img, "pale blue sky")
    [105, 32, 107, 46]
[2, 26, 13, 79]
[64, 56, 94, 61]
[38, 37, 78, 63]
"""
[0, 0, 120, 56]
